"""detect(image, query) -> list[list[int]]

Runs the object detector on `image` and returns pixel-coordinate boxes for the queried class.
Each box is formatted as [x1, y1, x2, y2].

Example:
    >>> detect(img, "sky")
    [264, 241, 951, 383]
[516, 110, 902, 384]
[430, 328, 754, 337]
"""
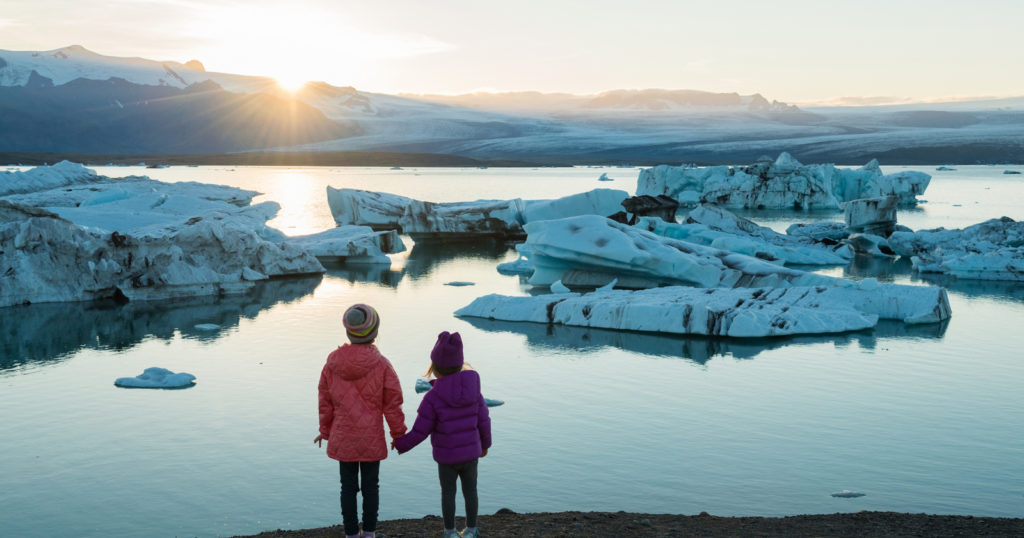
[1, 0, 1022, 103]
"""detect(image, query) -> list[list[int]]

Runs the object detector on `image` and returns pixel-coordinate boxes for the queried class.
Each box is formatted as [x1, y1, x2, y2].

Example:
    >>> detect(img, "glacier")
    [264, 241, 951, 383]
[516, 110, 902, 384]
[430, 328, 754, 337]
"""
[636, 154, 930, 209]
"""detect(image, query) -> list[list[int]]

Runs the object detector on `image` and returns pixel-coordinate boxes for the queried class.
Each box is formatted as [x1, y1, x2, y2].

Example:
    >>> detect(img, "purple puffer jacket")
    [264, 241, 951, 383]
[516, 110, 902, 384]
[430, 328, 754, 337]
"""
[394, 370, 491, 465]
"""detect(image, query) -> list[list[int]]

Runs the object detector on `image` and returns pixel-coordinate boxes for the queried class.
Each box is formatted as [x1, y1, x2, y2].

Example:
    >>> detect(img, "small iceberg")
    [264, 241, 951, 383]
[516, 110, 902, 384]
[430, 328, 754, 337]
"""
[414, 377, 503, 407]
[1004, 170, 1022, 175]
[194, 323, 220, 331]
[935, 166, 956, 171]
[831, 490, 866, 498]
[444, 281, 476, 287]
[550, 280, 571, 293]
[598, 173, 614, 181]
[114, 367, 196, 389]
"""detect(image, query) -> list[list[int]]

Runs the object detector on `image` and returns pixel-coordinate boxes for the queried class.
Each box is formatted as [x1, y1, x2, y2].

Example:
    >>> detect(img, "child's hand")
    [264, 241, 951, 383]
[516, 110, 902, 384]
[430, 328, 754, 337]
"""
[314, 434, 326, 447]
[480, 447, 488, 458]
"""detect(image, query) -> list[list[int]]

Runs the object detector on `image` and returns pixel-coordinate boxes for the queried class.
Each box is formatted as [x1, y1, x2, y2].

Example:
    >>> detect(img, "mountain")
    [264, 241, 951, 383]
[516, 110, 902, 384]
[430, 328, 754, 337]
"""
[1, 45, 1022, 163]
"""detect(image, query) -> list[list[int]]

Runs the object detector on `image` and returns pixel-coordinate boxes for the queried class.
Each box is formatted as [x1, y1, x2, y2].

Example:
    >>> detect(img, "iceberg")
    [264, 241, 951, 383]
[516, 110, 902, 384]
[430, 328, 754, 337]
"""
[414, 377, 503, 407]
[0, 160, 100, 196]
[842, 196, 898, 235]
[831, 490, 866, 498]
[456, 286, 883, 338]
[114, 367, 196, 389]
[637, 154, 930, 209]
[519, 215, 950, 323]
[785, 222, 849, 242]
[0, 200, 323, 307]
[326, 187, 628, 241]
[637, 204, 853, 265]
[1005, 170, 1022, 175]
[285, 226, 405, 264]
[597, 173, 614, 181]
[326, 187, 413, 230]
[888, 217, 1024, 280]
[456, 281, 948, 338]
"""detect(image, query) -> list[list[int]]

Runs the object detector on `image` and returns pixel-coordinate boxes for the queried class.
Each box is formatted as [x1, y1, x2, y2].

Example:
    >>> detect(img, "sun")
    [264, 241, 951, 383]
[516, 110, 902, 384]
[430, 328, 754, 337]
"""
[275, 76, 309, 93]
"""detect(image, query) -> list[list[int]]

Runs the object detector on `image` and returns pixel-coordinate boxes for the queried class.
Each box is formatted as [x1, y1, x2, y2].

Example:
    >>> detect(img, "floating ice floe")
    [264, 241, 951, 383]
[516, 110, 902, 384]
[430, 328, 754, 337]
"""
[1005, 170, 1022, 175]
[496, 255, 535, 276]
[843, 233, 896, 257]
[326, 187, 628, 240]
[193, 323, 220, 331]
[598, 173, 614, 181]
[114, 367, 196, 389]
[831, 490, 866, 498]
[888, 217, 1024, 281]
[286, 226, 405, 264]
[637, 204, 853, 265]
[935, 166, 956, 171]
[785, 221, 849, 242]
[637, 154, 930, 209]
[445, 281, 475, 286]
[455, 281, 950, 338]
[516, 215, 950, 324]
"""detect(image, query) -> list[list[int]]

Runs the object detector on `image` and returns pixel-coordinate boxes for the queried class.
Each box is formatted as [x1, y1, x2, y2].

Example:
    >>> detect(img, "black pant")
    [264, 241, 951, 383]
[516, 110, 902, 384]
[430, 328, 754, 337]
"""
[339, 461, 380, 536]
[438, 459, 479, 530]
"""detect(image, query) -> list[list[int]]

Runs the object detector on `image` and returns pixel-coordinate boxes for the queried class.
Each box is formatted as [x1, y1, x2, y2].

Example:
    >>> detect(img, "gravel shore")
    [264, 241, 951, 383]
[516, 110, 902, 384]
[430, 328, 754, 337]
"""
[237, 509, 1024, 537]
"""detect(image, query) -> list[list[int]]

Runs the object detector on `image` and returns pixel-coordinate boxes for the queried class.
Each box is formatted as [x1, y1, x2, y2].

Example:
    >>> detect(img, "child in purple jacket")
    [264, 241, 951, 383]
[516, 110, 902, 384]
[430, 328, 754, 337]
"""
[394, 331, 492, 538]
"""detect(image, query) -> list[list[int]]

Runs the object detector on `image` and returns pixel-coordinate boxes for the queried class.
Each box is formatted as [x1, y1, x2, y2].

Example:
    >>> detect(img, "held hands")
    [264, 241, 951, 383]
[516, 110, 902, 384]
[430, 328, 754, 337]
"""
[313, 434, 326, 448]
[481, 447, 488, 458]
[390, 433, 404, 451]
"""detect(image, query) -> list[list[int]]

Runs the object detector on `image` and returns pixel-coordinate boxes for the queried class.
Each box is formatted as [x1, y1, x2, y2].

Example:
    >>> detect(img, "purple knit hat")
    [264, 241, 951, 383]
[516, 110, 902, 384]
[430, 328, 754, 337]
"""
[430, 331, 464, 368]
[343, 304, 379, 344]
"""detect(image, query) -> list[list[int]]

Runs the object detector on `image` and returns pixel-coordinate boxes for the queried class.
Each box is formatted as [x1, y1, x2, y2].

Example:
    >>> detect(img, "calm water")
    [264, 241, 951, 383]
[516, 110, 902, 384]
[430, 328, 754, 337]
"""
[1, 165, 1023, 537]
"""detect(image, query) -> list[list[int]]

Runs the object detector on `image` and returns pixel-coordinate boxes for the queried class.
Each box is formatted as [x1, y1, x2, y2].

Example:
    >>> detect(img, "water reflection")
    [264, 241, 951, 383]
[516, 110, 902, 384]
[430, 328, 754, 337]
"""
[0, 275, 322, 371]
[913, 273, 1024, 303]
[843, 255, 914, 280]
[461, 317, 948, 364]
[403, 240, 515, 279]
[324, 264, 404, 288]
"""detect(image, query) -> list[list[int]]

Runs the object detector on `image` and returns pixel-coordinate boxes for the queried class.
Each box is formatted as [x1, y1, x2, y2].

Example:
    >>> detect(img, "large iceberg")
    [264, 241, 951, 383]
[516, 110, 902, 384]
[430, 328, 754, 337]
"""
[326, 187, 628, 240]
[0, 200, 323, 307]
[0, 161, 100, 196]
[888, 217, 1024, 281]
[519, 215, 950, 323]
[637, 204, 853, 265]
[456, 280, 948, 338]
[637, 154, 930, 209]
[843, 196, 898, 235]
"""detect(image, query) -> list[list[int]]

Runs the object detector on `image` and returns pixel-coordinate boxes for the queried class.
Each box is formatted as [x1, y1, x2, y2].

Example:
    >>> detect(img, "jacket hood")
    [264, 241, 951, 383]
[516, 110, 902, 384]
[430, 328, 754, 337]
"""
[431, 370, 481, 408]
[327, 344, 382, 381]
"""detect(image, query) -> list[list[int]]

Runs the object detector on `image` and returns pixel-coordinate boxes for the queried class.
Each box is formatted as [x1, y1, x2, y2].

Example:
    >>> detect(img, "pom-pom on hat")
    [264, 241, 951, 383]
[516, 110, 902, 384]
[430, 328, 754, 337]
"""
[430, 331, 464, 368]
[343, 304, 379, 344]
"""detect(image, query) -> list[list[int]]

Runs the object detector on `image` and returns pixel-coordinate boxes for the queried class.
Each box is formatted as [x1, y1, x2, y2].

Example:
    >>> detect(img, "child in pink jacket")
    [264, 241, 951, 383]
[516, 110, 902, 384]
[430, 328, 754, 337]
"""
[315, 304, 406, 538]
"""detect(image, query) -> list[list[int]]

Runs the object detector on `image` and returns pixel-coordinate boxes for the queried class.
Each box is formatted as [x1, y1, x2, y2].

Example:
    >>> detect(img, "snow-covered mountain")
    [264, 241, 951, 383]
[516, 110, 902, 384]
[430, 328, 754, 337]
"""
[1, 45, 1022, 163]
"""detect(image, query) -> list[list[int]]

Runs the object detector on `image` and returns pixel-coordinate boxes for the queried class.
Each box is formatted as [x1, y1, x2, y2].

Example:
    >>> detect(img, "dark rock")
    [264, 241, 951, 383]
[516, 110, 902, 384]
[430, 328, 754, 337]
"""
[495, 508, 516, 515]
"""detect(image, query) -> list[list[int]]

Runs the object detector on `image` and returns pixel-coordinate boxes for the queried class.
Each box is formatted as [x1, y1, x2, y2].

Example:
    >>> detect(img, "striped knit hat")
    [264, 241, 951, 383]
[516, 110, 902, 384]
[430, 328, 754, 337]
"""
[343, 304, 379, 344]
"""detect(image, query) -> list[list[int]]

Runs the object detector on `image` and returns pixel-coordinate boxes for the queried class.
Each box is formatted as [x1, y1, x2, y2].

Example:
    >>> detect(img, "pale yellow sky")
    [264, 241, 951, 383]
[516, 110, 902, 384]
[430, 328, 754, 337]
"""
[2, 0, 1022, 102]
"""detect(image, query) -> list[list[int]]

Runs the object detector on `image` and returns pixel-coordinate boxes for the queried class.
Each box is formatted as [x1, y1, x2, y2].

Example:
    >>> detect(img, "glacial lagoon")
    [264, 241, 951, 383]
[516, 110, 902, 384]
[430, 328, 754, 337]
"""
[1, 164, 1023, 537]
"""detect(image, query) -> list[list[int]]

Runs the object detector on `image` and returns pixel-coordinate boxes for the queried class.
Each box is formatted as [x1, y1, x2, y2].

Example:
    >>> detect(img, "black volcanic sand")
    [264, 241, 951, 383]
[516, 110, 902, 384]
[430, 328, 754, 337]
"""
[237, 509, 1024, 537]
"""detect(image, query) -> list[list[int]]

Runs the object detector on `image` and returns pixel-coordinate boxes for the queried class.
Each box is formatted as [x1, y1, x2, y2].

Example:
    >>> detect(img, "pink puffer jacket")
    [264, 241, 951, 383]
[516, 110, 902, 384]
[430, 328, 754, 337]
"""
[318, 344, 406, 462]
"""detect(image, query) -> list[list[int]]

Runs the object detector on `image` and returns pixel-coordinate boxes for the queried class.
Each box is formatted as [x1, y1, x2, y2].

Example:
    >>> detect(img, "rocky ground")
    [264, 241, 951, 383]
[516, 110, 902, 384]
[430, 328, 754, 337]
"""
[238, 509, 1024, 537]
